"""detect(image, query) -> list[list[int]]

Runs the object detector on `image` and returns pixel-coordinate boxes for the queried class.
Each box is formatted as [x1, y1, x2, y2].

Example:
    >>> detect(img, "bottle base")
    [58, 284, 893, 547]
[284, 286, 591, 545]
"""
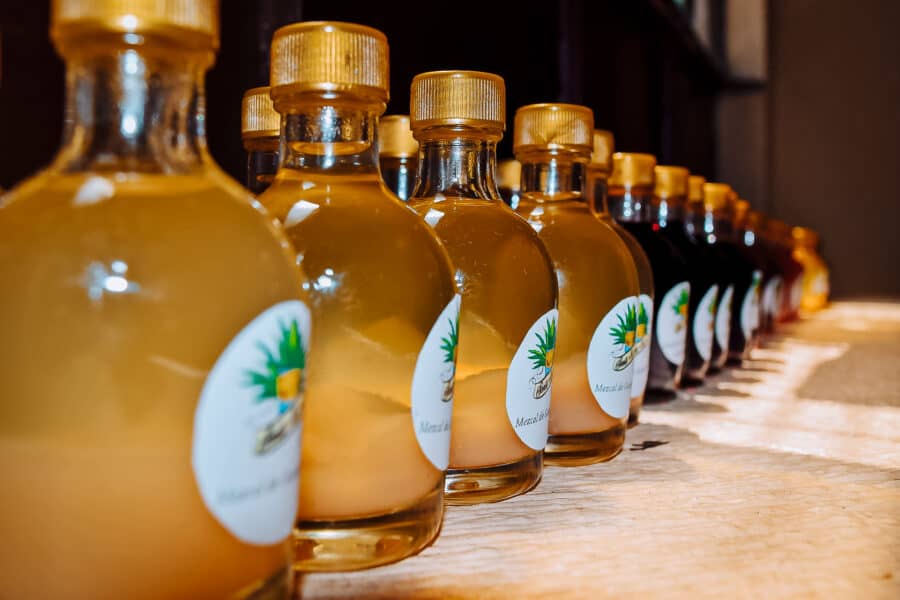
[544, 424, 626, 466]
[445, 452, 542, 505]
[291, 480, 444, 572]
[645, 387, 678, 403]
[628, 395, 643, 427]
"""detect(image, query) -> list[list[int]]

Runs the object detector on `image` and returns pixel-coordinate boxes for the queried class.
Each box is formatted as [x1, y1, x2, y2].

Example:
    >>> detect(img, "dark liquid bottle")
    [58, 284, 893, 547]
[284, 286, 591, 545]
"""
[728, 199, 764, 362]
[654, 166, 719, 385]
[378, 115, 418, 201]
[768, 219, 805, 323]
[241, 86, 280, 195]
[686, 181, 753, 371]
[609, 153, 690, 399]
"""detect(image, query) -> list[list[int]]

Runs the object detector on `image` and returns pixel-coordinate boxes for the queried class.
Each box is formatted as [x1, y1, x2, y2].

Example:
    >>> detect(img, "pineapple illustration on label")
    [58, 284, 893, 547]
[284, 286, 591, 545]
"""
[631, 294, 654, 399]
[741, 270, 762, 340]
[506, 309, 558, 450]
[192, 300, 310, 545]
[656, 282, 691, 366]
[411, 294, 461, 470]
[692, 284, 719, 361]
[715, 285, 734, 352]
[587, 296, 637, 419]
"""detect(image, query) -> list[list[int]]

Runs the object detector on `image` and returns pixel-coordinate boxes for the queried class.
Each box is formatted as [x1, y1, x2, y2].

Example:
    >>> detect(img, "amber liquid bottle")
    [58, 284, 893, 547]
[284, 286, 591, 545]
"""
[792, 227, 830, 312]
[588, 131, 654, 425]
[0, 2, 311, 598]
[497, 158, 522, 209]
[654, 166, 718, 385]
[242, 86, 280, 195]
[258, 23, 458, 571]
[408, 71, 557, 503]
[513, 105, 638, 465]
[378, 115, 418, 201]
[609, 154, 691, 398]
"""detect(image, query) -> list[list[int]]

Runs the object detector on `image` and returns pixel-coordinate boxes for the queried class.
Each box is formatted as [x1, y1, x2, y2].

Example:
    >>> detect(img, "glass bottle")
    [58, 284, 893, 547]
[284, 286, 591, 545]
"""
[609, 153, 691, 398]
[771, 219, 805, 322]
[497, 158, 522, 209]
[408, 71, 557, 503]
[654, 166, 718, 385]
[0, 2, 310, 598]
[687, 181, 751, 372]
[588, 131, 654, 425]
[241, 86, 280, 195]
[792, 227, 830, 312]
[513, 105, 639, 465]
[258, 23, 458, 571]
[733, 203, 773, 347]
[378, 115, 418, 201]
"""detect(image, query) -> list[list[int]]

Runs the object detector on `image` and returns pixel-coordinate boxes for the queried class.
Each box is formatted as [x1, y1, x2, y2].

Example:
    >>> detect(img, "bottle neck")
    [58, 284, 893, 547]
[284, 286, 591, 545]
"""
[607, 185, 655, 224]
[686, 205, 735, 244]
[585, 168, 610, 215]
[411, 127, 503, 201]
[56, 43, 213, 174]
[657, 194, 686, 228]
[518, 150, 587, 203]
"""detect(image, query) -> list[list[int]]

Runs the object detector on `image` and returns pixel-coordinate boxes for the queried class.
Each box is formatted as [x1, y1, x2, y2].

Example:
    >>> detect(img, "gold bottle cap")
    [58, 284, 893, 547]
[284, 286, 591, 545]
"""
[51, 0, 218, 48]
[734, 199, 750, 218]
[609, 152, 656, 188]
[590, 130, 615, 173]
[270, 21, 389, 103]
[654, 165, 690, 198]
[498, 159, 522, 191]
[410, 70, 505, 131]
[793, 226, 819, 247]
[379, 115, 419, 158]
[512, 103, 593, 154]
[688, 175, 707, 203]
[241, 86, 279, 140]
[702, 182, 733, 211]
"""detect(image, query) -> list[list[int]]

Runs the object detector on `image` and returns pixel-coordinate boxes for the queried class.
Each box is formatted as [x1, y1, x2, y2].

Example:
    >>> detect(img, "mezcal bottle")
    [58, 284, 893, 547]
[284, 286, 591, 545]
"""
[259, 22, 458, 570]
[378, 115, 418, 201]
[0, 1, 311, 597]
[514, 104, 639, 465]
[408, 71, 558, 503]
[792, 227, 830, 312]
[241, 86, 280, 194]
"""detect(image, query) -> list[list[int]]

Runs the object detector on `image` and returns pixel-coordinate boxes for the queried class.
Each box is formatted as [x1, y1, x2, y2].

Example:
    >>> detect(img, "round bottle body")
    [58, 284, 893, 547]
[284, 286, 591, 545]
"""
[0, 171, 306, 599]
[409, 196, 557, 503]
[259, 171, 456, 570]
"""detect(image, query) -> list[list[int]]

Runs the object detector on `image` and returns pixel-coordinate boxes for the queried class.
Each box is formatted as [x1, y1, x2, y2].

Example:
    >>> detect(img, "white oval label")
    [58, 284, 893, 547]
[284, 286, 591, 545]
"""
[692, 284, 718, 361]
[789, 276, 804, 312]
[411, 294, 460, 470]
[192, 300, 311, 545]
[631, 293, 654, 400]
[741, 270, 762, 340]
[506, 309, 558, 450]
[656, 281, 690, 366]
[762, 275, 782, 317]
[587, 296, 637, 419]
[715, 285, 734, 352]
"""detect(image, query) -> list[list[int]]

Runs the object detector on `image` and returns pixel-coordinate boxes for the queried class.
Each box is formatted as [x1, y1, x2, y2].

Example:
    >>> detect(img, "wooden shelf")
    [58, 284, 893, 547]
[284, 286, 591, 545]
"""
[302, 301, 900, 598]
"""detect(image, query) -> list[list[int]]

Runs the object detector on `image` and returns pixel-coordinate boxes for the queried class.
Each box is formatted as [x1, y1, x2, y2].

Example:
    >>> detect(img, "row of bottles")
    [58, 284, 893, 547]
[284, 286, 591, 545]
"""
[0, 3, 832, 598]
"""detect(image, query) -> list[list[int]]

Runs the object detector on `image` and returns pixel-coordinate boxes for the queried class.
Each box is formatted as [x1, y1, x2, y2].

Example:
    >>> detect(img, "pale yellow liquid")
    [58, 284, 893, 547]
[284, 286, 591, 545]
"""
[600, 213, 654, 421]
[0, 171, 303, 599]
[407, 197, 557, 470]
[258, 172, 455, 519]
[793, 246, 830, 312]
[517, 199, 639, 447]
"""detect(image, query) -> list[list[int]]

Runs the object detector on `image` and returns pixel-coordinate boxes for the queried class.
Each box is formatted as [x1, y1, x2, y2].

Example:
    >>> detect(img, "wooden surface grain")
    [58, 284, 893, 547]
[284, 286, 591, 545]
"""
[302, 301, 900, 599]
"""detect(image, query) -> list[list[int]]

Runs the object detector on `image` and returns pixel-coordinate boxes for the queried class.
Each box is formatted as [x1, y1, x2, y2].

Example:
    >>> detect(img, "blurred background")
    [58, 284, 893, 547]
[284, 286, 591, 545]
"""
[1, 0, 898, 298]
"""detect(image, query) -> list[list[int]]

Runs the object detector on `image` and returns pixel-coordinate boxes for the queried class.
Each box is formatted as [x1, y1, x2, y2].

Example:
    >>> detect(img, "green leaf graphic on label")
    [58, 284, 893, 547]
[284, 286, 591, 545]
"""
[637, 301, 649, 341]
[528, 318, 557, 372]
[609, 302, 638, 352]
[440, 315, 459, 364]
[673, 288, 690, 317]
[243, 319, 306, 454]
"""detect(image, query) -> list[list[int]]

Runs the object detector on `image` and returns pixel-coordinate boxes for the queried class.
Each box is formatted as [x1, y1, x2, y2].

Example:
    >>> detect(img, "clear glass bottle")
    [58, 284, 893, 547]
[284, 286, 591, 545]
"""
[514, 104, 638, 465]
[258, 23, 458, 571]
[497, 158, 522, 209]
[587, 131, 654, 425]
[0, 2, 310, 598]
[609, 153, 691, 398]
[792, 227, 830, 312]
[378, 114, 418, 201]
[408, 71, 557, 503]
[654, 166, 718, 385]
[241, 86, 280, 195]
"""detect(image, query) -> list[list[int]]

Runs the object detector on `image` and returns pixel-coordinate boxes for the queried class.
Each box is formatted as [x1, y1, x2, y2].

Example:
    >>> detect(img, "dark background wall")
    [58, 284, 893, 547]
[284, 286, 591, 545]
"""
[768, 0, 900, 298]
[1, 0, 898, 298]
